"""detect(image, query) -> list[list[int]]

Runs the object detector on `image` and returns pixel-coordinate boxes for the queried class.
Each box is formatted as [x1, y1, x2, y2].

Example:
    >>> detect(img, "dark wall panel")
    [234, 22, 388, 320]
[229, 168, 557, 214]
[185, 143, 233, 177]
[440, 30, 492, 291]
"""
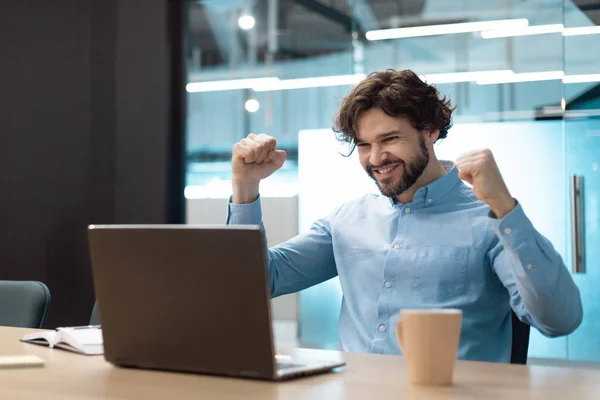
[0, 0, 184, 327]
[0, 1, 93, 327]
[115, 0, 169, 223]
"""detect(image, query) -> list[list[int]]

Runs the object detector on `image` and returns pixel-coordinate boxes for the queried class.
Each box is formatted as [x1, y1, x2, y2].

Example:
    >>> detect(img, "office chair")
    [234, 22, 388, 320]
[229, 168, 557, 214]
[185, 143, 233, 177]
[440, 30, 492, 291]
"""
[0, 280, 51, 328]
[90, 300, 99, 325]
[510, 310, 530, 364]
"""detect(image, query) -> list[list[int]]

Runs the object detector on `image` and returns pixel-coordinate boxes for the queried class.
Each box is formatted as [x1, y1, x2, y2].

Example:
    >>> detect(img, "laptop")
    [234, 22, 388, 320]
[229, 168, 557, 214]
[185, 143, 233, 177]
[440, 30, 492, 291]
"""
[87, 224, 345, 380]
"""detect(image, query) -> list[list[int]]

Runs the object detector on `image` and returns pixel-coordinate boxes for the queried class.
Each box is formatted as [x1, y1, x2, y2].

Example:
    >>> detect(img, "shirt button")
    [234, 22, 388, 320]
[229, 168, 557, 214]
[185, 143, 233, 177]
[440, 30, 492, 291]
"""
[504, 227, 512, 235]
[427, 199, 432, 204]
[384, 281, 391, 288]
[404, 207, 411, 214]
[379, 324, 386, 332]
[527, 264, 533, 270]
[393, 243, 401, 249]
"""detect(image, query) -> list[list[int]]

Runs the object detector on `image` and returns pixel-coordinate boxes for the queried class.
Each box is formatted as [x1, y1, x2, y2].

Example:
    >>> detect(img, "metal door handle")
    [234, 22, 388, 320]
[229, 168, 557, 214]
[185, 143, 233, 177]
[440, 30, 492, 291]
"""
[570, 175, 585, 273]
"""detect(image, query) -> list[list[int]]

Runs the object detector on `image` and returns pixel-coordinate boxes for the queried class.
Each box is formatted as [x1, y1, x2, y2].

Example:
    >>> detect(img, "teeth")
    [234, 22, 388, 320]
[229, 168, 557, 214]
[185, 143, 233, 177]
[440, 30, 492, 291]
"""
[378, 166, 395, 174]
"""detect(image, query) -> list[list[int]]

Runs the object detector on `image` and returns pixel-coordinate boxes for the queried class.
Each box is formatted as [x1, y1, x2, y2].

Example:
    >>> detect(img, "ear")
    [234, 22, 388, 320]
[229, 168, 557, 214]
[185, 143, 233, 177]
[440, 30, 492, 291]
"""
[428, 129, 440, 142]
[422, 129, 440, 146]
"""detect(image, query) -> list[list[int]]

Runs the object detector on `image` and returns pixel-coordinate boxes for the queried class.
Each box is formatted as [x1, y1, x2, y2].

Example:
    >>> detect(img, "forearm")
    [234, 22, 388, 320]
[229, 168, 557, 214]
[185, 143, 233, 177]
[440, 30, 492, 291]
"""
[491, 204, 583, 336]
[226, 196, 338, 298]
[227, 195, 275, 291]
[268, 226, 337, 297]
[231, 179, 259, 204]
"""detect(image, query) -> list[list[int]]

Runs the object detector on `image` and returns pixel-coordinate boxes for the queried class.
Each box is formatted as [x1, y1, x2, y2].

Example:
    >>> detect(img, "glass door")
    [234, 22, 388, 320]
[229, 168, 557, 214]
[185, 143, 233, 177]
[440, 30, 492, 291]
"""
[562, 0, 600, 362]
[564, 115, 600, 361]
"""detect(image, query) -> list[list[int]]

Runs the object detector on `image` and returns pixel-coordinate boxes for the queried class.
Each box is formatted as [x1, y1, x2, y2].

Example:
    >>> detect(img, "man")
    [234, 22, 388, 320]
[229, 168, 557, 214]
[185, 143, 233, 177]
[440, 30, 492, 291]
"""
[226, 69, 583, 362]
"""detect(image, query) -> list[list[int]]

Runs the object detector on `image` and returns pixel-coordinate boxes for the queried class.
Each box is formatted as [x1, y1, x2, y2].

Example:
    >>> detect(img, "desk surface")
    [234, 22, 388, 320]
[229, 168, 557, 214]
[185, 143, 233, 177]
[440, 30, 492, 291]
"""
[1, 326, 599, 399]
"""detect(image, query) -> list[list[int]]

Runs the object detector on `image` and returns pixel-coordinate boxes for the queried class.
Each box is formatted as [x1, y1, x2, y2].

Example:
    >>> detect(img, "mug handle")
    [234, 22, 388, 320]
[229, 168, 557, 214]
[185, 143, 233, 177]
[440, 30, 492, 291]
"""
[396, 319, 404, 350]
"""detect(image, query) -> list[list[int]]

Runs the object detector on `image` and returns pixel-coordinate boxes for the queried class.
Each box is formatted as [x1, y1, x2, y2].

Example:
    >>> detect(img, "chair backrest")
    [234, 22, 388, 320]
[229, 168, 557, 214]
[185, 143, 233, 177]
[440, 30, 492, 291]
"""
[0, 281, 51, 329]
[510, 310, 530, 364]
[90, 301, 99, 325]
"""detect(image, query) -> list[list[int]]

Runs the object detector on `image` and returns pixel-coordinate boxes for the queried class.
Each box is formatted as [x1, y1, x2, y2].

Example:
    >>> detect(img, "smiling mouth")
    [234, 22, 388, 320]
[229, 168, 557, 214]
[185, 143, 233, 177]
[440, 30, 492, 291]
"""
[377, 166, 396, 173]
[373, 164, 400, 178]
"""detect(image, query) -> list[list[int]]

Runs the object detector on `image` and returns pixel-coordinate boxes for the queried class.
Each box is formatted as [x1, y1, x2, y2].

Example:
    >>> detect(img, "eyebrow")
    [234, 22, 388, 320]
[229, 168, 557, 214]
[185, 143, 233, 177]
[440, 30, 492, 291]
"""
[378, 130, 403, 139]
[356, 130, 403, 144]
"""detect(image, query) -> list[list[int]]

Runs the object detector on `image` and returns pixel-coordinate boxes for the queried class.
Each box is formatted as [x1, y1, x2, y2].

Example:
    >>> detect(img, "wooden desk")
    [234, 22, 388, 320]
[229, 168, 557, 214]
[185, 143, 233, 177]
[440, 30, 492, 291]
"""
[1, 326, 599, 399]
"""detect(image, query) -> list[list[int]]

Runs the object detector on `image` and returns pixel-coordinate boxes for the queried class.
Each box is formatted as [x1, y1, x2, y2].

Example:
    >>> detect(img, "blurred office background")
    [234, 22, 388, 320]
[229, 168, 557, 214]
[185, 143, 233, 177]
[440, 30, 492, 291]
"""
[3, 0, 595, 364]
[184, 0, 600, 363]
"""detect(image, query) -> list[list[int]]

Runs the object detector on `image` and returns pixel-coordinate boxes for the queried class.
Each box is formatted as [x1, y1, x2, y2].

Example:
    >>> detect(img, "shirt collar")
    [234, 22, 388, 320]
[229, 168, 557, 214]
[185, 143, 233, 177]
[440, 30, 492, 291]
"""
[389, 160, 461, 207]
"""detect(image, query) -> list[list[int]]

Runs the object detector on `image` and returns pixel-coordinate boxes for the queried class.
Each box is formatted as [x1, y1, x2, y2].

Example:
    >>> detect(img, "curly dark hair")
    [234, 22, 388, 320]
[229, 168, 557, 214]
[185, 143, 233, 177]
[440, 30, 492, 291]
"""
[333, 69, 455, 153]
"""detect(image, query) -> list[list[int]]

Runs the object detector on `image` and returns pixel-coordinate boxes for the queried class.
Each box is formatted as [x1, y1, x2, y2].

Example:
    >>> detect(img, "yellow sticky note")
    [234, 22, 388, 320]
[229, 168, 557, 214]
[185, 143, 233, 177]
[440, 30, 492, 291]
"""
[0, 355, 45, 369]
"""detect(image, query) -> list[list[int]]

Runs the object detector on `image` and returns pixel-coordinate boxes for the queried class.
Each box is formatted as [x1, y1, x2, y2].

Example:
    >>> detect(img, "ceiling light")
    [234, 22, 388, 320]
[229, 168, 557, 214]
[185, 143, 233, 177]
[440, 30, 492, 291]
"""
[563, 74, 600, 84]
[186, 70, 600, 94]
[186, 77, 279, 93]
[366, 18, 528, 41]
[420, 70, 514, 84]
[476, 71, 564, 85]
[245, 98, 260, 113]
[562, 26, 600, 36]
[238, 15, 255, 30]
[480, 24, 564, 39]
[253, 74, 366, 91]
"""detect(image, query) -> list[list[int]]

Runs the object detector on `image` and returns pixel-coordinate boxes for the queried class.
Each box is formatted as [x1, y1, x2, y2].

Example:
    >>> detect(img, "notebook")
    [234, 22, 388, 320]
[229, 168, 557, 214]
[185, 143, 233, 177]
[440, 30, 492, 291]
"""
[20, 326, 104, 355]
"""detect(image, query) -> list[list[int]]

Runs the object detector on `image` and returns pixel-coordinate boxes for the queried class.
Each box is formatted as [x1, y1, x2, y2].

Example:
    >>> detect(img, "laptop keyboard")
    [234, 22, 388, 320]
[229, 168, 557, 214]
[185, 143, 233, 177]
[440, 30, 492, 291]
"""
[277, 361, 305, 370]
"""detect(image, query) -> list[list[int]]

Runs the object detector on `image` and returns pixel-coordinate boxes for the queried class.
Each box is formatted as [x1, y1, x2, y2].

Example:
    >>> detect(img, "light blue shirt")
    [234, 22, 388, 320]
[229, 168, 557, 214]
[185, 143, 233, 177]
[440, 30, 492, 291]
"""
[226, 163, 583, 362]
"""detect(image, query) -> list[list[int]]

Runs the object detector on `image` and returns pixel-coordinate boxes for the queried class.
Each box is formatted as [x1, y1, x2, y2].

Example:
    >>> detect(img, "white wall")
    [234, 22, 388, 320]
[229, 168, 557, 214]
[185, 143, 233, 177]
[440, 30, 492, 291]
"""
[186, 196, 300, 322]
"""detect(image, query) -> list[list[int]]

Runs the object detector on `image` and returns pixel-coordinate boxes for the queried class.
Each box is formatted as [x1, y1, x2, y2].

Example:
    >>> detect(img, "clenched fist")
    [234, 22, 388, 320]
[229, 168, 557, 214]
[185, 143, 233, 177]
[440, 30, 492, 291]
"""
[231, 133, 287, 204]
[455, 149, 516, 219]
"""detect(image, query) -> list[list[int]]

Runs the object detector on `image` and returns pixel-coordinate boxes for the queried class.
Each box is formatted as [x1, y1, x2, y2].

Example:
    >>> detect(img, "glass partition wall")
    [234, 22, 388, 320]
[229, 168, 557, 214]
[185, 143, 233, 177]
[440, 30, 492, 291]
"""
[185, 0, 600, 362]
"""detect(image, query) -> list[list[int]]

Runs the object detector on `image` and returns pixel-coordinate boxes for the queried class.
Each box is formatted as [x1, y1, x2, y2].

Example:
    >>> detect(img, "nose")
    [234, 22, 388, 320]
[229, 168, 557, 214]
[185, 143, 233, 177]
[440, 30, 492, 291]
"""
[368, 145, 388, 167]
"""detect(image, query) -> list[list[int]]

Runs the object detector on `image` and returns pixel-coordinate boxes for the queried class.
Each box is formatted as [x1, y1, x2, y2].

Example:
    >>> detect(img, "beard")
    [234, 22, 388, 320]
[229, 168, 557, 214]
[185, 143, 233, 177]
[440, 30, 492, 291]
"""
[366, 134, 429, 199]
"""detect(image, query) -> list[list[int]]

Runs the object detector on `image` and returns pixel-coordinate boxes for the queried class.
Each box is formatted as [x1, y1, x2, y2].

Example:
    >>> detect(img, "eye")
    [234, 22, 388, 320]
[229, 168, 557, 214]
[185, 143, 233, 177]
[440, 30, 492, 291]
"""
[383, 136, 400, 143]
[356, 142, 370, 148]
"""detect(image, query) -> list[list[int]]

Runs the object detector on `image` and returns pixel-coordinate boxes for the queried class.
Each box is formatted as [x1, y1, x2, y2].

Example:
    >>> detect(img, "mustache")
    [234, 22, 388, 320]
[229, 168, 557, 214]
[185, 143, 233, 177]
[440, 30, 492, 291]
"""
[366, 159, 404, 174]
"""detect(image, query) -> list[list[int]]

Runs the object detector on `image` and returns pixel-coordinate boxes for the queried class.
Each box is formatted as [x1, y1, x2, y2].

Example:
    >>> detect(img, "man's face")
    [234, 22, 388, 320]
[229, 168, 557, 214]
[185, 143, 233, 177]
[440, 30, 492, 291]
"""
[355, 108, 432, 199]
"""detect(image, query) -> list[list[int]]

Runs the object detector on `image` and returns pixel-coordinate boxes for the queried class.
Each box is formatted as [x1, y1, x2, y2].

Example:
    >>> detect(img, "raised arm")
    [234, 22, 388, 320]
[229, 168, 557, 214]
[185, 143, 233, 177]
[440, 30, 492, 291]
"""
[456, 149, 582, 336]
[228, 134, 338, 297]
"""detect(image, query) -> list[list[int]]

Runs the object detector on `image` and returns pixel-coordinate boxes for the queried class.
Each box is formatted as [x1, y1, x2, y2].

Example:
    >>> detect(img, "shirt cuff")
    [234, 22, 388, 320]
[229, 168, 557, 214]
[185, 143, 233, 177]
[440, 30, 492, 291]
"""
[490, 201, 564, 294]
[489, 201, 539, 266]
[226, 195, 263, 225]
[489, 202, 534, 241]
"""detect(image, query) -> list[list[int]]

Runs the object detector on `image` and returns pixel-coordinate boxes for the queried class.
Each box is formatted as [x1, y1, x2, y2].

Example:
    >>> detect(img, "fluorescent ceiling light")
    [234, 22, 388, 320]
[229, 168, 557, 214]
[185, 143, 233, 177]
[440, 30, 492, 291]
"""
[476, 71, 564, 85]
[366, 18, 528, 41]
[480, 24, 564, 39]
[186, 71, 600, 94]
[253, 74, 366, 91]
[186, 77, 279, 93]
[420, 70, 513, 84]
[563, 26, 600, 36]
[563, 74, 600, 84]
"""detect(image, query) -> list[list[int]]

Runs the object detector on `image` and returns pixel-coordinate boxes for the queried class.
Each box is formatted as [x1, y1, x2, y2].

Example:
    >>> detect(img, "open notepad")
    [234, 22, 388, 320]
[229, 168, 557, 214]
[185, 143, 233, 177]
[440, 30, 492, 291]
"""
[20, 326, 104, 355]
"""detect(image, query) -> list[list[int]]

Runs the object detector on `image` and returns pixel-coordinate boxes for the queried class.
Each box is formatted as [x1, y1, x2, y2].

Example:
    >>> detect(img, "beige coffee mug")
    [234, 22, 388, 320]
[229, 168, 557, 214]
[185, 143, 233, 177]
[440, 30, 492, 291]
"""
[396, 308, 463, 386]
